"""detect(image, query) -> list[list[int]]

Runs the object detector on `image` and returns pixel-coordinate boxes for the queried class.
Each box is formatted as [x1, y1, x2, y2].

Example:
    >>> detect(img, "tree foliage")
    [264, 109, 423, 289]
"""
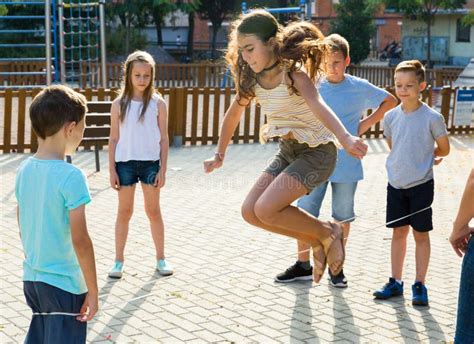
[331, 0, 377, 64]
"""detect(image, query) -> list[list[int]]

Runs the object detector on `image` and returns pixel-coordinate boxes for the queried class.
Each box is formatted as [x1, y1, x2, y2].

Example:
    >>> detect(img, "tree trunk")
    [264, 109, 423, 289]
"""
[426, 16, 432, 68]
[187, 12, 195, 58]
[153, 10, 163, 46]
[211, 24, 219, 60]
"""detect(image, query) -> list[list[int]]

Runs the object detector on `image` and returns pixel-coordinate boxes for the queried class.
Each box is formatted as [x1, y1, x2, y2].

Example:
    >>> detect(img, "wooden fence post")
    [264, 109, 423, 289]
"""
[440, 86, 452, 131]
[173, 88, 186, 146]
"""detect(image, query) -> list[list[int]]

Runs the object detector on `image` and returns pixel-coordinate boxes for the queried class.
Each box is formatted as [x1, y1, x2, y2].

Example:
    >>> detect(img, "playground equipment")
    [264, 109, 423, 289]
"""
[241, 0, 309, 21]
[0, 0, 106, 88]
[0, 0, 56, 88]
[58, 0, 106, 87]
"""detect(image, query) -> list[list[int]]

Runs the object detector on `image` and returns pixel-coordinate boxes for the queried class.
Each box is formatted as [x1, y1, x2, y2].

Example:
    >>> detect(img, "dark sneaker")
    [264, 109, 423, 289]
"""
[373, 277, 404, 299]
[275, 261, 313, 283]
[328, 269, 348, 288]
[412, 282, 429, 306]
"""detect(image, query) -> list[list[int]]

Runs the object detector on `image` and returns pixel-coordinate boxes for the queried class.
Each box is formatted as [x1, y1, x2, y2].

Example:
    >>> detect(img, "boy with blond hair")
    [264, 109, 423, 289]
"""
[373, 60, 450, 306]
[15, 85, 98, 343]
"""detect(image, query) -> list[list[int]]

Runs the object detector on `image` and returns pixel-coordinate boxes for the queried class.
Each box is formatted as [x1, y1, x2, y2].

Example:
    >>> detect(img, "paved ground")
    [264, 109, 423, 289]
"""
[1, 136, 473, 343]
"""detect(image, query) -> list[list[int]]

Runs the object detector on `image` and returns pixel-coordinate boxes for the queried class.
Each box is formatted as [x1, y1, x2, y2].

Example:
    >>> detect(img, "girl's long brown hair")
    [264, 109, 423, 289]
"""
[119, 50, 156, 122]
[225, 10, 328, 102]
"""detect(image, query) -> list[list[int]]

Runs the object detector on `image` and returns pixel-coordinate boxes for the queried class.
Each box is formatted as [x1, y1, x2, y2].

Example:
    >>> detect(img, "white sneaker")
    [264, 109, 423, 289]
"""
[156, 259, 173, 276]
[108, 261, 124, 279]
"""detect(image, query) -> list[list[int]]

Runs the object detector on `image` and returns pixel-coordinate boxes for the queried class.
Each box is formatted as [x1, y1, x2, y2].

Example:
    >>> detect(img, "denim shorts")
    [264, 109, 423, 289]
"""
[297, 181, 358, 222]
[455, 235, 474, 344]
[264, 140, 337, 192]
[115, 160, 160, 186]
[23, 281, 87, 344]
[386, 179, 434, 232]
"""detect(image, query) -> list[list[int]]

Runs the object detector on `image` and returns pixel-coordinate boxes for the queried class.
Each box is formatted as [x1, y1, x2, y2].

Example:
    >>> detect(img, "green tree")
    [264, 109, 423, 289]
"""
[197, 0, 239, 59]
[461, 9, 474, 26]
[177, 0, 201, 57]
[384, 0, 467, 67]
[330, 0, 377, 64]
[147, 0, 177, 47]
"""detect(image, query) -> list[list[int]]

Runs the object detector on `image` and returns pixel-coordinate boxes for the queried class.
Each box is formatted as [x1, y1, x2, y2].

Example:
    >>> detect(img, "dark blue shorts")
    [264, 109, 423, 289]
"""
[23, 281, 87, 344]
[115, 160, 160, 186]
[386, 179, 434, 232]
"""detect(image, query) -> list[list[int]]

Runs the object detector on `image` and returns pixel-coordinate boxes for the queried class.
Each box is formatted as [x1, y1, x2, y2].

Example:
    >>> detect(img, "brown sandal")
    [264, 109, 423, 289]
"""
[312, 242, 327, 283]
[320, 222, 345, 276]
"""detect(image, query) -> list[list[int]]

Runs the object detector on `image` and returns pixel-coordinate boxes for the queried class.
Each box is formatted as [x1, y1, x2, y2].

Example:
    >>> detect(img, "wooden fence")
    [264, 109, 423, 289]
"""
[1, 61, 463, 89]
[1, 86, 472, 153]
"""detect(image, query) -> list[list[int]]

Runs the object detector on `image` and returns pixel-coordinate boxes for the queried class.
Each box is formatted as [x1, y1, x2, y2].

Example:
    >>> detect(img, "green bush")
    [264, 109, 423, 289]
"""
[106, 26, 147, 56]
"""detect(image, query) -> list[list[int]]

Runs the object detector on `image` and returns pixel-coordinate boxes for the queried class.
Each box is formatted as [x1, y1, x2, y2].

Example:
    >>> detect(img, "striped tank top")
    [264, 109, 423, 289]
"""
[255, 82, 336, 148]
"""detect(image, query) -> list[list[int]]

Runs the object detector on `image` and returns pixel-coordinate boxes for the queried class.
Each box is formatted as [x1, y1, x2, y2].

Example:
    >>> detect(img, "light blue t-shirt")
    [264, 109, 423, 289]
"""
[384, 103, 448, 189]
[319, 74, 390, 182]
[15, 157, 91, 294]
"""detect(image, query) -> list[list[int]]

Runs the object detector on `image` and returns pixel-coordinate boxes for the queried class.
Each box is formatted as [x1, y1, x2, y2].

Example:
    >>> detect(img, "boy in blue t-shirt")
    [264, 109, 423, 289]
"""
[15, 85, 98, 343]
[275, 34, 397, 287]
[373, 60, 450, 306]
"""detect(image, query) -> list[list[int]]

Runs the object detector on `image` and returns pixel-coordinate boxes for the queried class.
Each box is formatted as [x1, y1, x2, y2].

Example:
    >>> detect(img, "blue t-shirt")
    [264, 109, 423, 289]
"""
[15, 157, 91, 294]
[319, 74, 390, 183]
[384, 103, 448, 189]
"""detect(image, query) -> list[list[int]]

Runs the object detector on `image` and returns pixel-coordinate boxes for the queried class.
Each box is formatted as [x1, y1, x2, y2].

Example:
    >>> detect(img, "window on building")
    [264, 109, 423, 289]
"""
[456, 18, 471, 42]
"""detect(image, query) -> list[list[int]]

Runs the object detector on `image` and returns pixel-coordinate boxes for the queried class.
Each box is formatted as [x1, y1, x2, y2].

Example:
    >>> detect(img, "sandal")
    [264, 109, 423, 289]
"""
[312, 242, 327, 283]
[320, 222, 345, 276]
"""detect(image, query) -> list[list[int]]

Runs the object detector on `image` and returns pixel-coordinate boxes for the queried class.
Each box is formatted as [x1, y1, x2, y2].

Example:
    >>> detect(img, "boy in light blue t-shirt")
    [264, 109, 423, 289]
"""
[15, 85, 98, 343]
[275, 34, 397, 287]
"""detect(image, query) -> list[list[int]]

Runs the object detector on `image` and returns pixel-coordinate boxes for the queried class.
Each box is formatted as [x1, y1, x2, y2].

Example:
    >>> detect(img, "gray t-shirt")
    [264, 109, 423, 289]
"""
[384, 103, 448, 189]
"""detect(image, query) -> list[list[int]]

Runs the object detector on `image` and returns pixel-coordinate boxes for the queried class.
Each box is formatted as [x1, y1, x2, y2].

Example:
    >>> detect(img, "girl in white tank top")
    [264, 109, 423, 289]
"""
[107, 51, 173, 279]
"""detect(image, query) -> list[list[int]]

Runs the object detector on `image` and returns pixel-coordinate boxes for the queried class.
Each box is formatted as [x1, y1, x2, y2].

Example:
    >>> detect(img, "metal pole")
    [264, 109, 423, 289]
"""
[58, 0, 66, 84]
[300, 0, 305, 21]
[99, 0, 107, 88]
[45, 0, 52, 84]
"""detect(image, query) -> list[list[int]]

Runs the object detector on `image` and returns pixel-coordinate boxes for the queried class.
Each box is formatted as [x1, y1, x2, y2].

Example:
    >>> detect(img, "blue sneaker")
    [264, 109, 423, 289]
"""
[412, 281, 429, 306]
[373, 278, 404, 299]
[108, 261, 124, 279]
[156, 259, 174, 276]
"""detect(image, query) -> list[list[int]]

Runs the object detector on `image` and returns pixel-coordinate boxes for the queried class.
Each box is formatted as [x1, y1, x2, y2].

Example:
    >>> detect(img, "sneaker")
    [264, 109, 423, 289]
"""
[275, 261, 313, 283]
[156, 259, 174, 276]
[373, 277, 404, 299]
[108, 261, 124, 279]
[412, 281, 429, 306]
[329, 269, 348, 288]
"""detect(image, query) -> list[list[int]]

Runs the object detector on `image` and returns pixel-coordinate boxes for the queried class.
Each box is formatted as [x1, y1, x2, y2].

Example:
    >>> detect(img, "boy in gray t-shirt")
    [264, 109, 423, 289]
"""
[373, 60, 450, 307]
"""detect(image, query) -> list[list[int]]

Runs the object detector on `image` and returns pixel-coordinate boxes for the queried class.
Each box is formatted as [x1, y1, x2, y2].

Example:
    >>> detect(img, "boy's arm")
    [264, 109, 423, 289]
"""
[358, 93, 397, 136]
[70, 205, 98, 320]
[386, 138, 392, 150]
[434, 135, 450, 157]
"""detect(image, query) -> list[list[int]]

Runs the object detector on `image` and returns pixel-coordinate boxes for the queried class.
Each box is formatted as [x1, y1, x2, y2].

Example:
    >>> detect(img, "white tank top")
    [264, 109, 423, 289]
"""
[115, 94, 162, 162]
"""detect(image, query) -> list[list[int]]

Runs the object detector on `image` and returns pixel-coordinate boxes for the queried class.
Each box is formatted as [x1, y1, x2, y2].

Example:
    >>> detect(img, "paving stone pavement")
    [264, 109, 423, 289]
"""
[1, 136, 473, 343]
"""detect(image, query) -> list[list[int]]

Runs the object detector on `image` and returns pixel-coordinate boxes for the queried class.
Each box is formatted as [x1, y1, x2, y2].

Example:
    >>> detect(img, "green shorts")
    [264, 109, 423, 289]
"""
[264, 139, 337, 192]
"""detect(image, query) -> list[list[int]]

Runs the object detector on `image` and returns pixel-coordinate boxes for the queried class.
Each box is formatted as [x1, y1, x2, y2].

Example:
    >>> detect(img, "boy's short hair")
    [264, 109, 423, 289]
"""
[324, 33, 350, 59]
[395, 60, 426, 83]
[30, 85, 88, 139]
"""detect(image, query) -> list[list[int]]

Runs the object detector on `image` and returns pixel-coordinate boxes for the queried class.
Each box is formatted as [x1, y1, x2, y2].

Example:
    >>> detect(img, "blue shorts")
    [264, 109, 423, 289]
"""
[23, 281, 87, 344]
[115, 160, 160, 186]
[297, 181, 358, 222]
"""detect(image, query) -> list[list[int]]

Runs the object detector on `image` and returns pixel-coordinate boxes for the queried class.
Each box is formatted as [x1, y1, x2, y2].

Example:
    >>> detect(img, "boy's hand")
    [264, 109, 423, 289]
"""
[204, 155, 223, 173]
[109, 170, 120, 191]
[449, 224, 473, 257]
[154, 169, 166, 188]
[341, 135, 368, 160]
[434, 157, 443, 165]
[76, 292, 98, 322]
